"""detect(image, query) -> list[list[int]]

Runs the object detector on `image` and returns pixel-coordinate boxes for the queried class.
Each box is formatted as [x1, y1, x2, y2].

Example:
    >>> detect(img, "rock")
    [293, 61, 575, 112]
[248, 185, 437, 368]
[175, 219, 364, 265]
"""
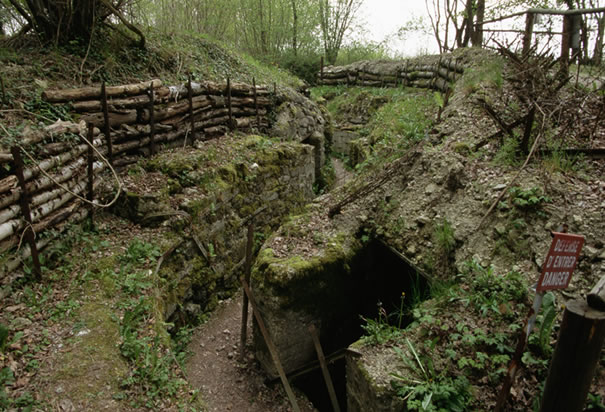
[185, 303, 202, 317]
[425, 183, 438, 195]
[573, 215, 583, 225]
[407, 245, 417, 255]
[11, 317, 32, 331]
[494, 183, 507, 190]
[0, 286, 10, 301]
[494, 224, 507, 237]
[584, 245, 599, 260]
[416, 215, 430, 226]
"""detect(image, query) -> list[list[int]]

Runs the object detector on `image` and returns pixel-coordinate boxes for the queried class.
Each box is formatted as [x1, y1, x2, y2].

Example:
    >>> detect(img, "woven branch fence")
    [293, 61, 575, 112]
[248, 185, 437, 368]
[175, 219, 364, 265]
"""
[0, 77, 277, 277]
[318, 58, 465, 92]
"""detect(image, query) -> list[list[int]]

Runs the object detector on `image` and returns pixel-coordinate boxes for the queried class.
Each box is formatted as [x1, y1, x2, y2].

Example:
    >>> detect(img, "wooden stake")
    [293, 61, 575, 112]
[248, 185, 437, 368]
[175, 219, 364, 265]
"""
[101, 81, 113, 165]
[540, 299, 605, 412]
[187, 73, 196, 144]
[226, 77, 234, 130]
[320, 56, 324, 83]
[84, 124, 95, 228]
[253, 77, 260, 128]
[240, 222, 255, 359]
[0, 75, 7, 107]
[309, 324, 341, 412]
[11, 146, 41, 281]
[148, 82, 156, 155]
[241, 279, 301, 412]
[561, 15, 572, 76]
[522, 12, 536, 57]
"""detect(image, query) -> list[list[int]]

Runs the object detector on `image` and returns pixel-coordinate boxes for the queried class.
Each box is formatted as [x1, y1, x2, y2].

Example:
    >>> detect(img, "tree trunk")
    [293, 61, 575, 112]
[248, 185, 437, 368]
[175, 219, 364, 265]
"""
[592, 13, 605, 63]
[473, 0, 485, 47]
[291, 0, 298, 55]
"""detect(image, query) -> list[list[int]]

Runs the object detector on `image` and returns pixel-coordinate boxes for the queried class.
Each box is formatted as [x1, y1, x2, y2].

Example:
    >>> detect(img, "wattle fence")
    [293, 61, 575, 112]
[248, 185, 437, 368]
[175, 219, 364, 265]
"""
[318, 58, 465, 92]
[0, 77, 278, 278]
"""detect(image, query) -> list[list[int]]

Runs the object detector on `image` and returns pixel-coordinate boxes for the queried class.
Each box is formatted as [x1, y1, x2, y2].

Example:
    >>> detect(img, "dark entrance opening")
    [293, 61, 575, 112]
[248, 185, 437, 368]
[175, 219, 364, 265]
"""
[289, 238, 430, 411]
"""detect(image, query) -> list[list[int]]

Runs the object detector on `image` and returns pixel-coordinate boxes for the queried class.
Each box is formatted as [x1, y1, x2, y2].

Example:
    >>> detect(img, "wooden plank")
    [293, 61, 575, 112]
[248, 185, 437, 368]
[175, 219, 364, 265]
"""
[308, 324, 341, 412]
[240, 222, 255, 360]
[241, 279, 301, 412]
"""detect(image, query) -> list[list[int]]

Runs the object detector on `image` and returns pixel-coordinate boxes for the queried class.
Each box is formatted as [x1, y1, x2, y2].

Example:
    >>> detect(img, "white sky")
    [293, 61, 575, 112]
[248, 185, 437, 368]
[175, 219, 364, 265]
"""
[357, 0, 440, 57]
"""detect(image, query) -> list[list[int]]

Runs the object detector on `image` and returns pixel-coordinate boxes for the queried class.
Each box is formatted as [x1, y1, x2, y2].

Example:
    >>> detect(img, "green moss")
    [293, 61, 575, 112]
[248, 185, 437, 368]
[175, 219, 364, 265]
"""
[43, 294, 129, 410]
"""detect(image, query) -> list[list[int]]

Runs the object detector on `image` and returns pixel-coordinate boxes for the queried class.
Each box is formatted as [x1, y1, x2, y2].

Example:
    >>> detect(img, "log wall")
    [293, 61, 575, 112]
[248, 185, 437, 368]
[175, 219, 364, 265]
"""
[0, 78, 277, 278]
[318, 58, 465, 92]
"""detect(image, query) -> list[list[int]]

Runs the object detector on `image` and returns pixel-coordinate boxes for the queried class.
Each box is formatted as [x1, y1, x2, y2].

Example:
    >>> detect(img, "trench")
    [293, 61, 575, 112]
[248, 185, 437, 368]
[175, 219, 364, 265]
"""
[284, 238, 430, 411]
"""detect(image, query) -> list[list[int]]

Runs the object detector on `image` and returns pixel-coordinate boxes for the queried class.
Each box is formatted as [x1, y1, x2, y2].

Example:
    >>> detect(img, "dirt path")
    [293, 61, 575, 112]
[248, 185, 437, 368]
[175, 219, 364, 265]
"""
[185, 156, 353, 411]
[185, 294, 316, 412]
[332, 157, 353, 188]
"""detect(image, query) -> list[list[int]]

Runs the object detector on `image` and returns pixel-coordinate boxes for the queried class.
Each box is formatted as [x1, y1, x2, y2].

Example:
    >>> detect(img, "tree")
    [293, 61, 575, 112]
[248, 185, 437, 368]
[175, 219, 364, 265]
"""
[318, 0, 363, 64]
[425, 0, 474, 52]
[3, 0, 145, 47]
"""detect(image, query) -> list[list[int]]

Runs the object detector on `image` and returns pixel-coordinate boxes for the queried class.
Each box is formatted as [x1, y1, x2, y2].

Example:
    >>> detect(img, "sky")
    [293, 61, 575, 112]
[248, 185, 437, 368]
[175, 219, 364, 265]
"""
[357, 0, 440, 57]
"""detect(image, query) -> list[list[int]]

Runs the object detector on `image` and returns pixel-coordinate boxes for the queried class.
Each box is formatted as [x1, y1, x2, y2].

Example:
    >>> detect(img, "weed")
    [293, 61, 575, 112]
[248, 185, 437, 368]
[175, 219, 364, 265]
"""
[457, 260, 528, 317]
[360, 311, 403, 345]
[390, 339, 472, 411]
[528, 292, 558, 356]
[0, 324, 7, 352]
[494, 136, 522, 166]
[433, 218, 455, 254]
[508, 186, 550, 211]
[586, 393, 605, 411]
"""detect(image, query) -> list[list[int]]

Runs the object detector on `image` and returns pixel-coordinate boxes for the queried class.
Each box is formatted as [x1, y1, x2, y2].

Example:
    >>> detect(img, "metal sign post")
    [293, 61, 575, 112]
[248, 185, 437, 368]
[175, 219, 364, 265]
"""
[495, 231, 585, 412]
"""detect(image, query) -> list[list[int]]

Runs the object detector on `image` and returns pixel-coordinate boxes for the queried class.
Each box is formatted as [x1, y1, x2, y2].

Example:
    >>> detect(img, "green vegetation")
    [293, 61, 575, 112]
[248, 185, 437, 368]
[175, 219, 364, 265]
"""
[433, 218, 455, 255]
[391, 339, 472, 412]
[357, 259, 557, 409]
[459, 57, 504, 96]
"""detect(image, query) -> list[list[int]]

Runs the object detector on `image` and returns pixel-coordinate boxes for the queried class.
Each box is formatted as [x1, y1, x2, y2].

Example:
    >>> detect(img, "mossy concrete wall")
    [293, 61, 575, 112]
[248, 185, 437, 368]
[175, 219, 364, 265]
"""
[346, 351, 404, 411]
[251, 214, 364, 378]
[115, 136, 316, 322]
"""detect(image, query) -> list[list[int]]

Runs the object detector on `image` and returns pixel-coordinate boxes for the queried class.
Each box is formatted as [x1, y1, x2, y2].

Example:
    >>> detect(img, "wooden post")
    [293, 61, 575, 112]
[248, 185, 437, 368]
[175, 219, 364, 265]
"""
[252, 77, 260, 128]
[240, 222, 255, 359]
[11, 146, 41, 281]
[309, 324, 342, 412]
[0, 75, 6, 107]
[320, 56, 324, 83]
[187, 73, 196, 145]
[539, 299, 605, 412]
[148, 82, 156, 156]
[226, 77, 234, 130]
[523, 12, 535, 57]
[587, 274, 605, 310]
[84, 124, 95, 228]
[241, 279, 301, 412]
[101, 81, 113, 165]
[561, 15, 572, 76]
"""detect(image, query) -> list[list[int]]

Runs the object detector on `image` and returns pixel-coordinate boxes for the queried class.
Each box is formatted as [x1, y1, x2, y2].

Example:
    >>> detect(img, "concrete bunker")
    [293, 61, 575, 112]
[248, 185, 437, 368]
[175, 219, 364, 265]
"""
[253, 236, 430, 411]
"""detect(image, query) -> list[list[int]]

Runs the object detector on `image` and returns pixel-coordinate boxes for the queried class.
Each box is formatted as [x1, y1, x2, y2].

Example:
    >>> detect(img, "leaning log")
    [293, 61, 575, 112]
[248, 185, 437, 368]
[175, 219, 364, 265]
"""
[42, 79, 163, 103]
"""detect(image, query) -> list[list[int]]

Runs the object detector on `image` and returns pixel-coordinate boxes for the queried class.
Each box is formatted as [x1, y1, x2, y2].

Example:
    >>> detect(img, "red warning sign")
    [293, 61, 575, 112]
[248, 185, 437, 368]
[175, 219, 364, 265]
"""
[537, 232, 585, 292]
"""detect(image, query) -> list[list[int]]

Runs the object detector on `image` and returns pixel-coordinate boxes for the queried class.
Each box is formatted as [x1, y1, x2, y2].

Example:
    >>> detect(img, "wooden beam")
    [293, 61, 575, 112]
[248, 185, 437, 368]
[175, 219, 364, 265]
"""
[241, 279, 301, 412]
[540, 299, 605, 412]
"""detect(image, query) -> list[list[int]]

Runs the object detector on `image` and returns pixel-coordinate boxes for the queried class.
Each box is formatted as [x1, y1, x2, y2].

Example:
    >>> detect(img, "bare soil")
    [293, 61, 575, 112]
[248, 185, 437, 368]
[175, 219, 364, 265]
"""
[185, 294, 317, 412]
